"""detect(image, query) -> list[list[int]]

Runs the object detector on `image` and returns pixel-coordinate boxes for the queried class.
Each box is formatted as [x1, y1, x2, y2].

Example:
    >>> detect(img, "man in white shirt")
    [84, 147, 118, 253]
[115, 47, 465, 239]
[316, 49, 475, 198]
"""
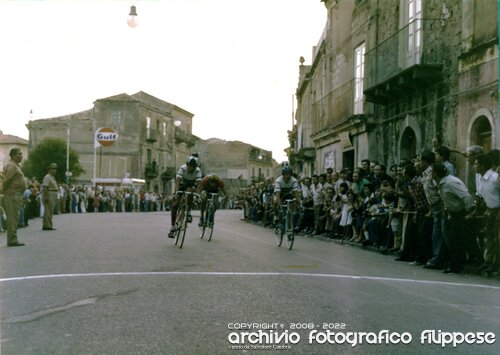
[473, 154, 500, 273]
[311, 174, 325, 235]
[432, 163, 474, 274]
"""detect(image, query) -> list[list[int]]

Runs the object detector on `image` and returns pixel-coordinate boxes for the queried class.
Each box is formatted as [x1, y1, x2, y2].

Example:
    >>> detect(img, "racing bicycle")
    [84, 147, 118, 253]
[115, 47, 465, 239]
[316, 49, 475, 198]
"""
[199, 192, 219, 241]
[274, 199, 296, 250]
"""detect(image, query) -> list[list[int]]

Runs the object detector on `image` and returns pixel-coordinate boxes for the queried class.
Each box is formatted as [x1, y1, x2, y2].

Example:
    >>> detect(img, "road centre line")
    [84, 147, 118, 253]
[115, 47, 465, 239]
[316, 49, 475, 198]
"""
[1, 272, 500, 291]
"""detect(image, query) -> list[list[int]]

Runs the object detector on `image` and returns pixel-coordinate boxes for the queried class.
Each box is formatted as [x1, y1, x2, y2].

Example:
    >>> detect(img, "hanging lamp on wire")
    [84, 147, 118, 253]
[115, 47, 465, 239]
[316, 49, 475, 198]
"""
[127, 4, 138, 28]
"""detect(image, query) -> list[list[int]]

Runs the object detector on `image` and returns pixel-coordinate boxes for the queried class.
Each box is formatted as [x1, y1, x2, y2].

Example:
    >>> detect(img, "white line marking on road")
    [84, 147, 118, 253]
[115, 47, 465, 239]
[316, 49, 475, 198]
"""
[1, 272, 500, 290]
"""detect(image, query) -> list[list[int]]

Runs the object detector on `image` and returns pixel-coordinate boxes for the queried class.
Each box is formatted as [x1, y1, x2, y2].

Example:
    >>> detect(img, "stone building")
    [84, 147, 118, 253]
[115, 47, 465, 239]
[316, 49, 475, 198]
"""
[26, 92, 278, 196]
[194, 138, 278, 198]
[289, 0, 498, 186]
[0, 131, 29, 171]
[27, 92, 196, 193]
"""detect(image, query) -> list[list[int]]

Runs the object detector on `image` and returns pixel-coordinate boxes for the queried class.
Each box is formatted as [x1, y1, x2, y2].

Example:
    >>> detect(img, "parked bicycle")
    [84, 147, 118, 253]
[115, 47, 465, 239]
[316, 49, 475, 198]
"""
[174, 190, 198, 248]
[274, 199, 296, 250]
[199, 192, 219, 241]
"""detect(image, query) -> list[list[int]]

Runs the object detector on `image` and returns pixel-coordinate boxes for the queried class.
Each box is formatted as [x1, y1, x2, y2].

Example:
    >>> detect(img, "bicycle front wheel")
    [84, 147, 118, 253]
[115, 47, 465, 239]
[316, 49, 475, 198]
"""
[285, 230, 294, 250]
[175, 206, 187, 247]
[207, 208, 214, 242]
[178, 220, 188, 248]
[199, 215, 206, 239]
[275, 221, 283, 247]
[285, 213, 294, 250]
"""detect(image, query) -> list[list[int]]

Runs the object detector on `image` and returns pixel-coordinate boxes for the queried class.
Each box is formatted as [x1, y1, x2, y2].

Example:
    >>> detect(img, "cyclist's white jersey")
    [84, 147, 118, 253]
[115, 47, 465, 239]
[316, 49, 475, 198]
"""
[176, 164, 202, 187]
[274, 175, 300, 197]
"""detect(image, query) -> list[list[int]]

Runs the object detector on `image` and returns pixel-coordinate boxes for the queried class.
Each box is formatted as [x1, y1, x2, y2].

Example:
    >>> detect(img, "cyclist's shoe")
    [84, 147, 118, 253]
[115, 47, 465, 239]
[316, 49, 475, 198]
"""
[198, 217, 204, 227]
[208, 222, 214, 228]
[168, 229, 176, 238]
[186, 214, 193, 223]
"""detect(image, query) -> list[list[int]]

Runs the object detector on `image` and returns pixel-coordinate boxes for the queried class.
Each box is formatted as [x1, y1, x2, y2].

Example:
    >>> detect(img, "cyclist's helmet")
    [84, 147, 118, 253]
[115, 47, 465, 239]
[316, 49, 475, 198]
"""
[187, 156, 198, 167]
[209, 175, 218, 182]
[282, 166, 292, 175]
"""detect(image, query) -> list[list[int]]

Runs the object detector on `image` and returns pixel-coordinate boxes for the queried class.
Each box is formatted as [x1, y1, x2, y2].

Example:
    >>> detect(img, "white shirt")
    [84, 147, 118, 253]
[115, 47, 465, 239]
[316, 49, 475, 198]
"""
[422, 165, 441, 205]
[301, 184, 313, 200]
[311, 182, 324, 206]
[176, 164, 202, 186]
[475, 169, 500, 209]
[274, 175, 300, 196]
[438, 175, 474, 213]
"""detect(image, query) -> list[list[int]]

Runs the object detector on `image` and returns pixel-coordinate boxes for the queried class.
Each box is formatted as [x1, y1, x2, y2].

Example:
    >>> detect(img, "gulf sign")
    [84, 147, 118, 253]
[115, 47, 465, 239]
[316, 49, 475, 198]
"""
[95, 127, 118, 146]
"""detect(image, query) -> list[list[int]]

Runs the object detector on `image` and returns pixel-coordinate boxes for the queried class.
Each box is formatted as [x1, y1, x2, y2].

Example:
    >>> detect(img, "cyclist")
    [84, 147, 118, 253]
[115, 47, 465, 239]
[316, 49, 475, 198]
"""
[168, 156, 202, 238]
[198, 174, 227, 227]
[273, 166, 301, 226]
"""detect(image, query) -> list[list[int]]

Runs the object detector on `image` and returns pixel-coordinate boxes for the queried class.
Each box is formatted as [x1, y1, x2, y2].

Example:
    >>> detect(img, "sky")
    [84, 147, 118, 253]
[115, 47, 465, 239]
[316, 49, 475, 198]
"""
[0, 0, 326, 163]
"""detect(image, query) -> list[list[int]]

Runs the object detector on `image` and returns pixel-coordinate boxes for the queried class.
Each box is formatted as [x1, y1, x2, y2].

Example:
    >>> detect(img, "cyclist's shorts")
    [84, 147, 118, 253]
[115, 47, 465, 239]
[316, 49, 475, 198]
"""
[281, 193, 295, 202]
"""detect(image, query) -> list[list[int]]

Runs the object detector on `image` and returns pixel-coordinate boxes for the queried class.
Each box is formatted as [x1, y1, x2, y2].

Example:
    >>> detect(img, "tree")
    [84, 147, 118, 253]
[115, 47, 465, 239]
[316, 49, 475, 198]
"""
[22, 137, 85, 183]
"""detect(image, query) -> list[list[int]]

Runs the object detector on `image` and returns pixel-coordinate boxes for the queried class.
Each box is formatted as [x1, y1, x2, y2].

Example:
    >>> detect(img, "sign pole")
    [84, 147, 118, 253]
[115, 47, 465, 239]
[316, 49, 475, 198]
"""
[93, 127, 118, 188]
[93, 133, 97, 188]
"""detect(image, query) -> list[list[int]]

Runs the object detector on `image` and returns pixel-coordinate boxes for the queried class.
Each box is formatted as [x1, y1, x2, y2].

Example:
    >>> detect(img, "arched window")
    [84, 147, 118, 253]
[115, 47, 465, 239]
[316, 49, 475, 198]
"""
[400, 127, 417, 161]
[470, 116, 492, 152]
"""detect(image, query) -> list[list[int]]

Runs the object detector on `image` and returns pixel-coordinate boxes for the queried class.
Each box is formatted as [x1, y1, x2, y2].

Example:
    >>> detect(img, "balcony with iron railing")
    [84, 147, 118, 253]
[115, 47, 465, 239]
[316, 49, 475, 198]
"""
[145, 129, 158, 143]
[364, 19, 443, 104]
[174, 128, 196, 147]
[144, 161, 159, 179]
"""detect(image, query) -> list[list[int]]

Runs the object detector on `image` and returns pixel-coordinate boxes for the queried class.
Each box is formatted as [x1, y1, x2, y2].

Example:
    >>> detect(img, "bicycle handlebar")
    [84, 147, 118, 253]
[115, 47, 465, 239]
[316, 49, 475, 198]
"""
[176, 191, 201, 199]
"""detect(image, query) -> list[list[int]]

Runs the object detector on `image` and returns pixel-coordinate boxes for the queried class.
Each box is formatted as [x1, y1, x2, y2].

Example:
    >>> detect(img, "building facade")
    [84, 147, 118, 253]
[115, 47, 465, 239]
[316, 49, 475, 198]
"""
[289, 0, 498, 186]
[27, 91, 196, 193]
[27, 92, 278, 196]
[194, 138, 278, 198]
[0, 131, 29, 171]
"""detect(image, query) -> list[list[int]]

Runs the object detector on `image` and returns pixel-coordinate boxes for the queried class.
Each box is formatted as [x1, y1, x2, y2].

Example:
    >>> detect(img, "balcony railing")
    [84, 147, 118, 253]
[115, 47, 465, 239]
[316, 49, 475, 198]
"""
[174, 129, 196, 147]
[146, 129, 158, 142]
[144, 162, 159, 179]
[364, 19, 443, 103]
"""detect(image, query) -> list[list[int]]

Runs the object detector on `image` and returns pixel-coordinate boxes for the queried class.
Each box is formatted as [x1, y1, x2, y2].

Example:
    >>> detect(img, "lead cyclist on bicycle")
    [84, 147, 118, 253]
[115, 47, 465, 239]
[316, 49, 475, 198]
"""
[168, 156, 202, 238]
[273, 166, 301, 226]
[198, 174, 227, 227]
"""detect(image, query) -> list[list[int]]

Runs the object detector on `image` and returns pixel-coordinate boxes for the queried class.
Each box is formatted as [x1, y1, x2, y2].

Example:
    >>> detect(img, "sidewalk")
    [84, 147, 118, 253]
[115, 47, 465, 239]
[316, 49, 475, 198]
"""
[244, 218, 500, 281]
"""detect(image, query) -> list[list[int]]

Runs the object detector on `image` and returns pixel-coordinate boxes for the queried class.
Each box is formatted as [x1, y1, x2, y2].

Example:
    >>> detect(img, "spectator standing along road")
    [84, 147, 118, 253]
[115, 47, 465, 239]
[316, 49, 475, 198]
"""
[432, 163, 475, 274]
[473, 154, 500, 273]
[41, 163, 59, 231]
[2, 148, 27, 247]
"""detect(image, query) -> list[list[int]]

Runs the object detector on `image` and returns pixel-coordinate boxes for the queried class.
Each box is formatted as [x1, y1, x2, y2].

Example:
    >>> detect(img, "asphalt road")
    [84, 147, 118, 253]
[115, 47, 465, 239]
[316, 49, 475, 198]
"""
[1, 210, 499, 354]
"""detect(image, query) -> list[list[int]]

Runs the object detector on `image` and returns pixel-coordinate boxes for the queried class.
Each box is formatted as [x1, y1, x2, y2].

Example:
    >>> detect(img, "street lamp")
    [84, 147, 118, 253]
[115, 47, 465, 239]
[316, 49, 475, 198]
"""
[171, 119, 181, 192]
[65, 123, 71, 185]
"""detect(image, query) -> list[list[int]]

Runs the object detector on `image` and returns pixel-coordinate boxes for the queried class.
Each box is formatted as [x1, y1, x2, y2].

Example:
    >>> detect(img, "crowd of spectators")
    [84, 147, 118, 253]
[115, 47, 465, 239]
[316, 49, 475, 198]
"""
[0, 182, 181, 232]
[1, 179, 240, 233]
[238, 145, 500, 275]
